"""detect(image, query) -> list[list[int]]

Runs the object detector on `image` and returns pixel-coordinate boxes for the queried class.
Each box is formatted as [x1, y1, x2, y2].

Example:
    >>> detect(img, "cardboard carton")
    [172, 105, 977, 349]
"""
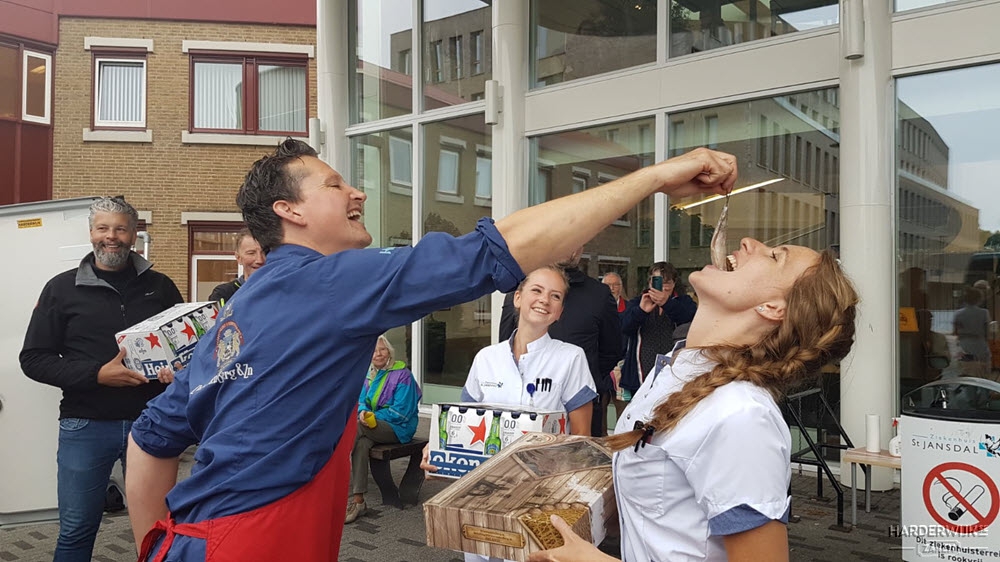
[424, 433, 617, 561]
[116, 302, 218, 378]
[428, 403, 567, 479]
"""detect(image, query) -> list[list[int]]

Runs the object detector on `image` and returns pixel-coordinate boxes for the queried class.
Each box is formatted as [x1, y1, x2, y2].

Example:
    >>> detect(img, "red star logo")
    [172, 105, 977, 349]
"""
[144, 333, 161, 348]
[558, 417, 567, 434]
[211, 308, 218, 319]
[468, 417, 488, 446]
[181, 322, 197, 341]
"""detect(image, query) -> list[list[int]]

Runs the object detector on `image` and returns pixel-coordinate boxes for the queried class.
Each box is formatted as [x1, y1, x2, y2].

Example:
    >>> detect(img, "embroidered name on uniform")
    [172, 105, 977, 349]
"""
[191, 363, 254, 394]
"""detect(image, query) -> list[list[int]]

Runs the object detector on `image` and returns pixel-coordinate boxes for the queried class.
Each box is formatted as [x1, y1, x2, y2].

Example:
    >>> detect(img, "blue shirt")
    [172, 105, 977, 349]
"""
[131, 219, 523, 526]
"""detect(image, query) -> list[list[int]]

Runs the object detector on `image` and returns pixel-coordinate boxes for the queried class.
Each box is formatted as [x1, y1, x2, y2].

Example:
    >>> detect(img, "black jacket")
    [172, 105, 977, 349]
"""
[619, 291, 697, 392]
[208, 275, 244, 304]
[20, 252, 184, 420]
[499, 267, 622, 394]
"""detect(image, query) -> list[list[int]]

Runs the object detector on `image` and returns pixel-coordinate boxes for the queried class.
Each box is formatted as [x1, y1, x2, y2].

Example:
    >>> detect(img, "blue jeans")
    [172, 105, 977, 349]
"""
[54, 418, 132, 562]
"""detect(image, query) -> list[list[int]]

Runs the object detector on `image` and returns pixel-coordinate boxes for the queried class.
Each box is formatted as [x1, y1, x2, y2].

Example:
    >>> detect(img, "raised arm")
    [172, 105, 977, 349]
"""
[496, 148, 736, 273]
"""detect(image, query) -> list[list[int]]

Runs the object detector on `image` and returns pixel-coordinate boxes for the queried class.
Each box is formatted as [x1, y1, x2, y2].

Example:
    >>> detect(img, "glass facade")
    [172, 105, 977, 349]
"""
[422, 1, 491, 109]
[351, 127, 416, 372]
[341, 1, 1000, 423]
[530, 0, 656, 87]
[351, 0, 413, 123]
[530, 118, 655, 299]
[896, 63, 1000, 404]
[421, 115, 492, 394]
[668, 90, 841, 284]
[669, 0, 838, 58]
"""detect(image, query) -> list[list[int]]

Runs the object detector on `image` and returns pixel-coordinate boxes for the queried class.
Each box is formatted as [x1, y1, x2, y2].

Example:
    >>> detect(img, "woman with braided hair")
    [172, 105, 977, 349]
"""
[528, 240, 858, 562]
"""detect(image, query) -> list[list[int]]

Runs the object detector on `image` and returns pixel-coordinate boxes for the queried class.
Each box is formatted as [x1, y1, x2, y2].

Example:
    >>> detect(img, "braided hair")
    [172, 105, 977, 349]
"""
[606, 250, 858, 452]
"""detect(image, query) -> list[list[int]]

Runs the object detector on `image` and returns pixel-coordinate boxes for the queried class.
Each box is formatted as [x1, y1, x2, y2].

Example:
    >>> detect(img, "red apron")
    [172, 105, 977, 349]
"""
[138, 420, 358, 562]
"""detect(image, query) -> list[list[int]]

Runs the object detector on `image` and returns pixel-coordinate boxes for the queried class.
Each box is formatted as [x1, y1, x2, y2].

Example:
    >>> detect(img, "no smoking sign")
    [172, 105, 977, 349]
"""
[922, 462, 999, 533]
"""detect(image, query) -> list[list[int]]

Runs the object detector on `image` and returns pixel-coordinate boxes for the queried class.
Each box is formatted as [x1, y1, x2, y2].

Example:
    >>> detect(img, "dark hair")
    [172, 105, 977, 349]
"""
[649, 261, 686, 294]
[236, 139, 318, 252]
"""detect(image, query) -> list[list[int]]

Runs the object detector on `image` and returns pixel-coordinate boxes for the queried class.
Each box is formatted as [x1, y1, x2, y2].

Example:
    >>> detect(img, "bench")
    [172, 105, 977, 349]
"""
[369, 439, 427, 508]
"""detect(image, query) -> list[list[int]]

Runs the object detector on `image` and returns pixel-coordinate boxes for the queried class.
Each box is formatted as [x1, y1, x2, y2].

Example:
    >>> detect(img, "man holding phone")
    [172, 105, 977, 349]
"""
[618, 262, 697, 402]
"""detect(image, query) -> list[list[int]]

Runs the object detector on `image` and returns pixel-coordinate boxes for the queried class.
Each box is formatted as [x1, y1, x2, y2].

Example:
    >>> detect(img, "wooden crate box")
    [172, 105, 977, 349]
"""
[424, 433, 617, 561]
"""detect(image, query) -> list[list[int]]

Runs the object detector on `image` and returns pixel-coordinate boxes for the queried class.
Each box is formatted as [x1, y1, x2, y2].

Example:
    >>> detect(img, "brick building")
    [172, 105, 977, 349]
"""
[0, 0, 316, 298]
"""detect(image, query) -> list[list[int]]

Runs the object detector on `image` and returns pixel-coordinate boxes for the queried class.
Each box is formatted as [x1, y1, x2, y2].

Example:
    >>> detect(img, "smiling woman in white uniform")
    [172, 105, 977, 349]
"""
[462, 265, 597, 435]
[527, 240, 859, 562]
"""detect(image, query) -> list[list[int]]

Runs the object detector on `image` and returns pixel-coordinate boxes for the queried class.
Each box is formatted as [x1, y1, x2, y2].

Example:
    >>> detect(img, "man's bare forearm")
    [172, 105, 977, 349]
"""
[126, 434, 180, 551]
[496, 148, 736, 273]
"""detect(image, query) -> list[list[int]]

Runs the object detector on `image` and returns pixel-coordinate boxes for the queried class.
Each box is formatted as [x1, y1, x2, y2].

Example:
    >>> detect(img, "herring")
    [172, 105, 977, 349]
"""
[709, 193, 732, 271]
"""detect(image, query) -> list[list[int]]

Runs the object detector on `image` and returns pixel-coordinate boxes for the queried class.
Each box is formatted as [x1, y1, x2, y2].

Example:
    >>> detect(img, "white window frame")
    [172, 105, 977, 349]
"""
[22, 50, 52, 125]
[474, 144, 492, 206]
[471, 30, 484, 75]
[389, 135, 413, 189]
[436, 147, 461, 197]
[93, 57, 147, 128]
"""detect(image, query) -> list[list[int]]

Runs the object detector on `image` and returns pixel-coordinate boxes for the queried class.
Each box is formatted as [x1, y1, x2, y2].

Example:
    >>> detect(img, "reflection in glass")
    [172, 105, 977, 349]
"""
[668, 89, 841, 285]
[669, 0, 838, 58]
[25, 54, 48, 119]
[0, 45, 19, 119]
[351, 127, 415, 377]
[192, 231, 240, 253]
[530, 0, 656, 88]
[352, 0, 413, 123]
[422, 1, 492, 110]
[422, 115, 491, 388]
[194, 259, 235, 302]
[896, 64, 1000, 405]
[530, 118, 655, 300]
[895, 0, 954, 11]
[670, 90, 841, 433]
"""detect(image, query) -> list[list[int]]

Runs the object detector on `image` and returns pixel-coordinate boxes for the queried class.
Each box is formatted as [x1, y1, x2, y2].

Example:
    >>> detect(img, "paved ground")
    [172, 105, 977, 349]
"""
[1, 435, 904, 562]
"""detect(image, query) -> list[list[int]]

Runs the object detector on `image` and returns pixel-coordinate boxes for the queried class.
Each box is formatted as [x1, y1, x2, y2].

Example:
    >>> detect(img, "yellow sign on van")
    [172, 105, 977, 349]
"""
[899, 307, 919, 332]
[17, 218, 43, 229]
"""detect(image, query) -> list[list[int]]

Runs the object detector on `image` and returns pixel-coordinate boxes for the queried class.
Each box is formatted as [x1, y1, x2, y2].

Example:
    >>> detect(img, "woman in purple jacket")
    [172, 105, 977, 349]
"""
[345, 334, 421, 523]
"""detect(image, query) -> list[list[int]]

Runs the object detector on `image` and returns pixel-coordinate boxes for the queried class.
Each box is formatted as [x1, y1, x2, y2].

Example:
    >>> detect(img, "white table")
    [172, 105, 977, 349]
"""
[842, 447, 901, 526]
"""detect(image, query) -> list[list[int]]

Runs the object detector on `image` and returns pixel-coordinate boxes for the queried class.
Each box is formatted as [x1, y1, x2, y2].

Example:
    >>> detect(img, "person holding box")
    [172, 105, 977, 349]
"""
[345, 334, 421, 523]
[527, 242, 859, 562]
[20, 196, 183, 562]
[124, 139, 738, 562]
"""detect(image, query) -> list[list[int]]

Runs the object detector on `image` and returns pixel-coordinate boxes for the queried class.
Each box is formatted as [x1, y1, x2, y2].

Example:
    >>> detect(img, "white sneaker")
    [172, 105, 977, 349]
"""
[345, 500, 367, 523]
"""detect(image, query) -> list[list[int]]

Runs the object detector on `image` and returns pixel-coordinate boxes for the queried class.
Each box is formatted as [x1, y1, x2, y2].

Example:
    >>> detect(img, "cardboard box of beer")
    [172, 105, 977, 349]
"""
[116, 302, 218, 379]
[424, 433, 617, 561]
[428, 403, 567, 479]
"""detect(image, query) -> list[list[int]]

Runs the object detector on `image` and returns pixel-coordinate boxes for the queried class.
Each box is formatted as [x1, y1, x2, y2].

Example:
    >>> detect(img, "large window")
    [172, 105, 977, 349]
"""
[422, 0, 492, 110]
[1, 41, 52, 205]
[22, 50, 51, 125]
[422, 115, 491, 390]
[351, 128, 415, 367]
[669, 0, 838, 58]
[895, 64, 1000, 403]
[669, 91, 840, 282]
[351, 0, 414, 123]
[191, 55, 307, 135]
[93, 56, 146, 129]
[530, 118, 655, 299]
[530, 0, 656, 88]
